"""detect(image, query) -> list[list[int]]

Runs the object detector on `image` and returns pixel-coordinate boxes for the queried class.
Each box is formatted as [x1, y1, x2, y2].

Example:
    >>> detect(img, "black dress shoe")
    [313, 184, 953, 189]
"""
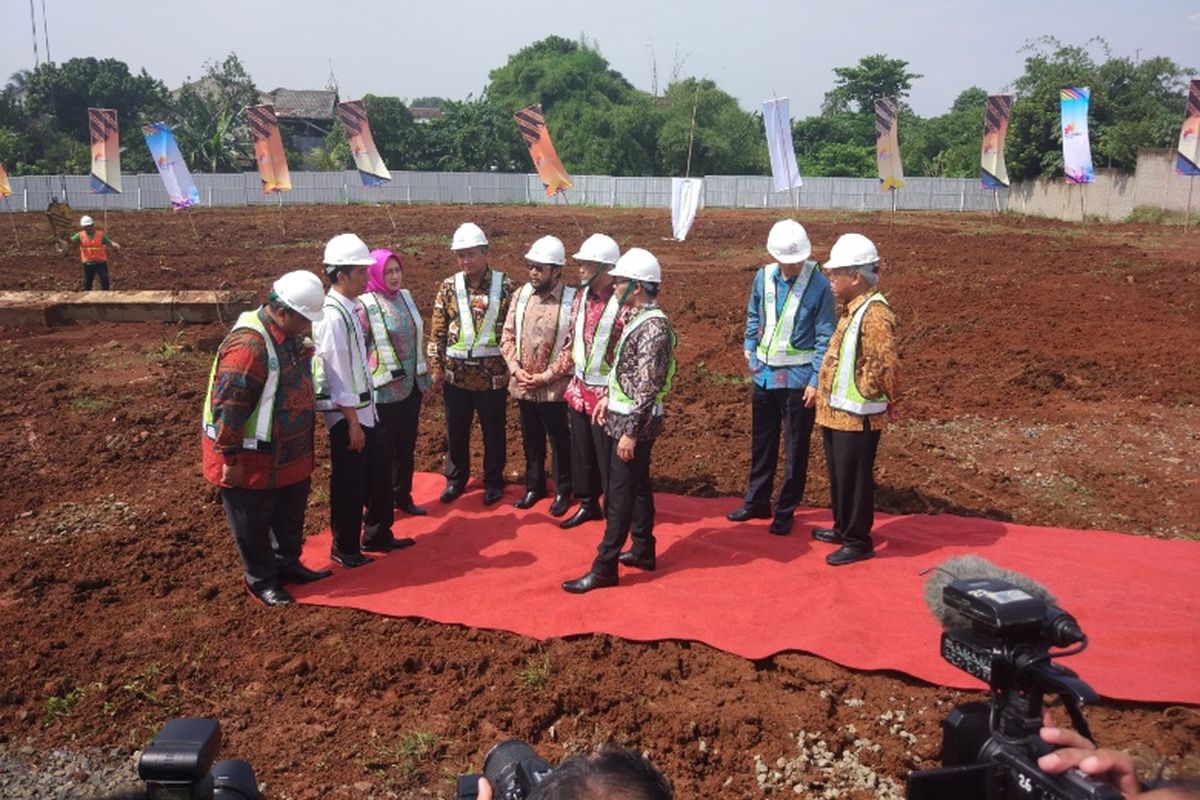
[246, 580, 294, 607]
[548, 493, 572, 517]
[513, 490, 545, 510]
[811, 527, 843, 544]
[617, 551, 656, 571]
[396, 501, 427, 516]
[279, 563, 334, 584]
[768, 516, 794, 536]
[826, 545, 875, 566]
[562, 572, 619, 594]
[330, 549, 374, 568]
[439, 483, 464, 503]
[362, 537, 416, 553]
[726, 505, 772, 522]
[482, 487, 504, 506]
[560, 502, 603, 529]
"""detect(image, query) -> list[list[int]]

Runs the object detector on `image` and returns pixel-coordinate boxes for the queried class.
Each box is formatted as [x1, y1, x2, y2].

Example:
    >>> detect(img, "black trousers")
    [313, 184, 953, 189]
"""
[330, 418, 387, 554]
[443, 382, 507, 490]
[373, 390, 423, 507]
[221, 478, 310, 588]
[592, 436, 655, 576]
[517, 399, 572, 496]
[745, 383, 815, 518]
[569, 407, 612, 504]
[822, 425, 882, 551]
[82, 261, 110, 290]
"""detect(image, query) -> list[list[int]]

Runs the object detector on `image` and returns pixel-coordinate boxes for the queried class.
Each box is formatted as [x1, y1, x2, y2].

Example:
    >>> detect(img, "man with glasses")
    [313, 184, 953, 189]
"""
[500, 236, 577, 515]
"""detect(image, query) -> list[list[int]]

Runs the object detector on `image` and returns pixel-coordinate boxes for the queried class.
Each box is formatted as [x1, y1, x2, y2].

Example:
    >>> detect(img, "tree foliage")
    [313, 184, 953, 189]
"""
[169, 53, 258, 173]
[822, 54, 923, 114]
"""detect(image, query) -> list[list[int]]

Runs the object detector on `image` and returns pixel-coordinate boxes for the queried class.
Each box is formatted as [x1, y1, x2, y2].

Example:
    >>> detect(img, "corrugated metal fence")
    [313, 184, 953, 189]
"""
[1, 172, 1008, 213]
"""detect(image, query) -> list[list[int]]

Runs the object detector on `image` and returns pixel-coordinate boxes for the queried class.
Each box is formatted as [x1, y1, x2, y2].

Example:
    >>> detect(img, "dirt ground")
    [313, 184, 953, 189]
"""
[0, 204, 1196, 799]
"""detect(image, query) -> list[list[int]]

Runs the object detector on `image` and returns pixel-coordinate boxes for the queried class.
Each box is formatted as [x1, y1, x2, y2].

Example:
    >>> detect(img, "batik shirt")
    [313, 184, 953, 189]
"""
[427, 267, 517, 391]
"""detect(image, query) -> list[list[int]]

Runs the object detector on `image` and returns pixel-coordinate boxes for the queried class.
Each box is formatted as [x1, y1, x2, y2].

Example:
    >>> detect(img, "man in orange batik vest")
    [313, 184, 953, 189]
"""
[70, 215, 121, 290]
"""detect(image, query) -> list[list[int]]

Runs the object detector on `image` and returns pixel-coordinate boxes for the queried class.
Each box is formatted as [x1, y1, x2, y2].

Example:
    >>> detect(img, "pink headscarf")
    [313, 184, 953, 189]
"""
[367, 248, 403, 297]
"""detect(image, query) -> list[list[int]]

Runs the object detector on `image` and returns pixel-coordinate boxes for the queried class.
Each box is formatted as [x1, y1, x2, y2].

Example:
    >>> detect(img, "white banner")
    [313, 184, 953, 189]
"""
[671, 177, 703, 240]
[762, 97, 803, 192]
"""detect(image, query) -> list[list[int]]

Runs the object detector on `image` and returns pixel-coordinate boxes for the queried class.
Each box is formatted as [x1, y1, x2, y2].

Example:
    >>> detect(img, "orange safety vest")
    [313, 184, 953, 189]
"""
[79, 230, 108, 263]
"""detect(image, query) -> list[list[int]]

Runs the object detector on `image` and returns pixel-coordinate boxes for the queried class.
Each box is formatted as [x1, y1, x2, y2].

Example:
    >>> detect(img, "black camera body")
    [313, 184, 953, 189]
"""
[458, 739, 555, 800]
[907, 577, 1122, 800]
[137, 718, 261, 800]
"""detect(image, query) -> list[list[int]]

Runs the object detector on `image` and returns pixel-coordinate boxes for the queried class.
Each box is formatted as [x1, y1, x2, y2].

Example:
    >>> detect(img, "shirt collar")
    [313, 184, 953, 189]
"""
[257, 306, 289, 344]
[845, 290, 876, 314]
[464, 267, 493, 290]
[329, 289, 359, 313]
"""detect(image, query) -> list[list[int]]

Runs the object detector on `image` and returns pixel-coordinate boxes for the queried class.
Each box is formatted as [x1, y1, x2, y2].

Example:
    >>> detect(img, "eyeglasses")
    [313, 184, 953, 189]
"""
[527, 264, 559, 272]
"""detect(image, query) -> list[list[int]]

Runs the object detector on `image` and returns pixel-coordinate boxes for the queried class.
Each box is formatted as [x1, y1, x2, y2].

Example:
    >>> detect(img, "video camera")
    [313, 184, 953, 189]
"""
[457, 739, 556, 800]
[133, 718, 261, 800]
[907, 572, 1122, 800]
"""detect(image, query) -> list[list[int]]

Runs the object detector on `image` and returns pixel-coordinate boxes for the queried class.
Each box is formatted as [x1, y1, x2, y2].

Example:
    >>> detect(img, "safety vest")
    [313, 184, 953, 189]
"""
[829, 292, 891, 416]
[79, 230, 107, 263]
[313, 296, 372, 411]
[446, 271, 503, 359]
[755, 262, 816, 367]
[360, 290, 428, 389]
[513, 283, 577, 365]
[606, 309, 676, 417]
[202, 310, 281, 451]
[572, 287, 621, 387]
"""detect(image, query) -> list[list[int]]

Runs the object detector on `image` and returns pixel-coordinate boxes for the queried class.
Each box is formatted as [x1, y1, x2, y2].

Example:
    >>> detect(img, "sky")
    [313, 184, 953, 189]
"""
[2, 0, 1197, 118]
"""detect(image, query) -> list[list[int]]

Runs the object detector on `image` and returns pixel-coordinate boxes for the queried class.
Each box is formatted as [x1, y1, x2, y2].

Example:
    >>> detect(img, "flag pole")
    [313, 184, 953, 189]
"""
[382, 200, 398, 233]
[4, 197, 19, 248]
[1186, 177, 1194, 234]
[1079, 184, 1086, 225]
[558, 190, 586, 238]
[185, 206, 199, 240]
[276, 190, 286, 237]
[684, 84, 700, 179]
[890, 186, 897, 231]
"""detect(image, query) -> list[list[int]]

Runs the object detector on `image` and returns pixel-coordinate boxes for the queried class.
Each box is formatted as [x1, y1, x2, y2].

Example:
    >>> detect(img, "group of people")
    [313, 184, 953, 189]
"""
[201, 217, 897, 606]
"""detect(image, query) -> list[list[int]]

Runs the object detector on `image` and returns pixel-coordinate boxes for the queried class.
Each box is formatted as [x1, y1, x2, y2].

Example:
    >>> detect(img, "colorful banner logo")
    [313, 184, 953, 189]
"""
[875, 97, 905, 191]
[337, 99, 391, 187]
[88, 107, 122, 194]
[0, 163, 11, 198]
[1060, 87, 1095, 184]
[1175, 79, 1200, 177]
[246, 104, 291, 194]
[514, 104, 573, 197]
[981, 95, 1014, 189]
[142, 122, 200, 209]
[762, 97, 803, 193]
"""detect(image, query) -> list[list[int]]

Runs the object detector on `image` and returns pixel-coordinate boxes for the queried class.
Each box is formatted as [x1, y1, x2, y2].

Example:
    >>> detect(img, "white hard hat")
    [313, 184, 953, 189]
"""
[524, 235, 565, 266]
[824, 233, 879, 270]
[323, 233, 375, 267]
[609, 247, 661, 284]
[451, 222, 489, 251]
[80, 215, 94, 227]
[572, 233, 620, 265]
[766, 219, 811, 264]
[272, 270, 326, 322]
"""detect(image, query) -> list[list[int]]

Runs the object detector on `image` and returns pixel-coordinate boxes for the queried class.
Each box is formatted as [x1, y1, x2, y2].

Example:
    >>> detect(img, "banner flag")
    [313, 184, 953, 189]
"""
[0, 163, 11, 198]
[514, 104, 573, 196]
[875, 96, 905, 191]
[142, 122, 200, 209]
[1175, 79, 1200, 177]
[762, 97, 803, 192]
[246, 104, 291, 193]
[671, 177, 703, 241]
[980, 94, 1014, 188]
[1060, 87, 1095, 184]
[337, 99, 391, 187]
[88, 107, 122, 194]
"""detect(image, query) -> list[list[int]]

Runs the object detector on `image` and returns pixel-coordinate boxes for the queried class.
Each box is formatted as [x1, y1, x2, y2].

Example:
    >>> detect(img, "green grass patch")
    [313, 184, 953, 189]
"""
[517, 653, 551, 691]
[44, 685, 84, 724]
[71, 396, 113, 412]
[1125, 206, 1200, 227]
[696, 361, 750, 387]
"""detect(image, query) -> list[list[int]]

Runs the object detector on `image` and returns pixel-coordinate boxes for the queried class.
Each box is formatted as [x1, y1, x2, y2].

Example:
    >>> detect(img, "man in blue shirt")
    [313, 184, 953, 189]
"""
[727, 220, 836, 535]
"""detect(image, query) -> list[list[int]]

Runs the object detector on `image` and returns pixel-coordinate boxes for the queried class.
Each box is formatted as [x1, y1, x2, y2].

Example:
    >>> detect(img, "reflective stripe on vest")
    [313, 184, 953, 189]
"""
[313, 297, 372, 411]
[514, 283, 577, 365]
[606, 309, 676, 417]
[202, 310, 280, 450]
[446, 271, 503, 359]
[79, 230, 107, 263]
[571, 288, 620, 386]
[360, 290, 427, 389]
[829, 292, 890, 416]
[756, 262, 816, 367]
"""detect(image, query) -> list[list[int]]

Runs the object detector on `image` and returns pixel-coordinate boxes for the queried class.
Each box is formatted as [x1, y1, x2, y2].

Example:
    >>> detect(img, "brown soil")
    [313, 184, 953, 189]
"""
[0, 205, 1196, 798]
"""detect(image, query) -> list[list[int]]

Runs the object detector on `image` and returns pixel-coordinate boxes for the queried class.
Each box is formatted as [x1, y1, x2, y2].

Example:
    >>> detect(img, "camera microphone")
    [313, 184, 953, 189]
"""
[923, 555, 1085, 647]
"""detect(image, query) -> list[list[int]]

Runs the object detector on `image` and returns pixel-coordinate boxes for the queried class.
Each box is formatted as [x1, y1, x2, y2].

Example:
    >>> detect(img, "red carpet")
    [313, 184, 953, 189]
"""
[293, 473, 1200, 705]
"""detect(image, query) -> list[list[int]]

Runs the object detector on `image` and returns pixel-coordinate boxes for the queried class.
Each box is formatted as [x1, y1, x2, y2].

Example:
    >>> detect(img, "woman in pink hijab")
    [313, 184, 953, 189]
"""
[358, 248, 432, 531]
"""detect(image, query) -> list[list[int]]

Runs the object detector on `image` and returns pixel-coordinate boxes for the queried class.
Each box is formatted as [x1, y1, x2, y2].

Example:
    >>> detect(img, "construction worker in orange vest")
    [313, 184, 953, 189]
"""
[70, 215, 121, 290]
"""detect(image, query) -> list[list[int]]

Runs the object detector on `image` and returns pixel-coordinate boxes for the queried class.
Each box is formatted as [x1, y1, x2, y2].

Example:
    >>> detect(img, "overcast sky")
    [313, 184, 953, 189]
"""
[3, 0, 1197, 118]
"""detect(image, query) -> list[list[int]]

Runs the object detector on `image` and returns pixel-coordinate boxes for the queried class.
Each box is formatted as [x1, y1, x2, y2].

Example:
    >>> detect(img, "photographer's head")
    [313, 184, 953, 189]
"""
[477, 744, 671, 800]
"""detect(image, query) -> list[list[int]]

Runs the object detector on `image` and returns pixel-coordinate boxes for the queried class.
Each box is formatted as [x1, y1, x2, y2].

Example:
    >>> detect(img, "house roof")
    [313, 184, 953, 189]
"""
[410, 106, 445, 121]
[260, 88, 338, 120]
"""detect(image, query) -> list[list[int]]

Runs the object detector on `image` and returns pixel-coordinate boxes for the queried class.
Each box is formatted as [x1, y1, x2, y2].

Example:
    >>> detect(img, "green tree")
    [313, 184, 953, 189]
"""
[792, 113, 875, 177]
[362, 95, 419, 169]
[169, 53, 259, 172]
[822, 54, 923, 114]
[655, 78, 766, 176]
[416, 97, 525, 172]
[903, 87, 988, 177]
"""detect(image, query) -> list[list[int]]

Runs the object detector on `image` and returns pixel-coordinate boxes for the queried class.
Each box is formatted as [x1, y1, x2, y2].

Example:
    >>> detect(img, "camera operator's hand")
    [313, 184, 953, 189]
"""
[476, 777, 493, 800]
[1038, 718, 1141, 798]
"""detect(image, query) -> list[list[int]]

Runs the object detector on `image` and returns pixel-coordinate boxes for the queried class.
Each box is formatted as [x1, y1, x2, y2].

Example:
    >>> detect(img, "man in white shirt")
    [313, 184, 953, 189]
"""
[313, 233, 412, 568]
